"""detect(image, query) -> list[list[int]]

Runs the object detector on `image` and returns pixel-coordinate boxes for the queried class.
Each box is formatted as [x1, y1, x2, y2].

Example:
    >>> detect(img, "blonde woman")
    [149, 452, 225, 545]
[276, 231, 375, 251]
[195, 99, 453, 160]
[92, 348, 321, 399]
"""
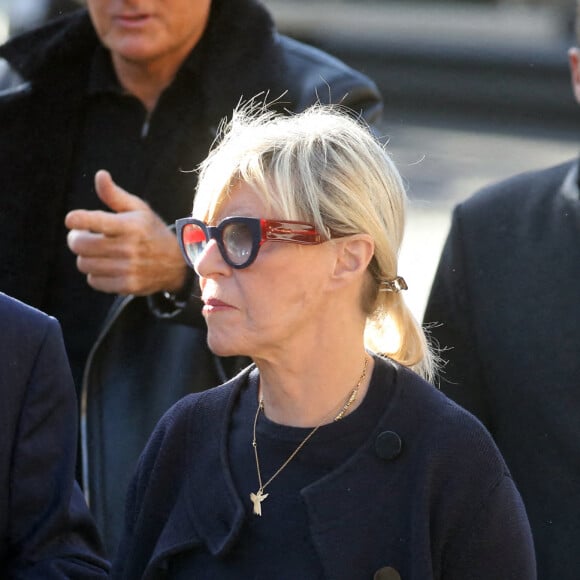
[114, 106, 535, 579]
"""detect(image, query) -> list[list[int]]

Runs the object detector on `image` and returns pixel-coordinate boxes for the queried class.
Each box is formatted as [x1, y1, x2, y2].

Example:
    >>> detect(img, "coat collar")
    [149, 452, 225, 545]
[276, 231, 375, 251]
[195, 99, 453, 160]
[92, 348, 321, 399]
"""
[559, 158, 580, 201]
[183, 371, 249, 558]
[189, 0, 285, 124]
[142, 368, 253, 577]
[0, 10, 97, 81]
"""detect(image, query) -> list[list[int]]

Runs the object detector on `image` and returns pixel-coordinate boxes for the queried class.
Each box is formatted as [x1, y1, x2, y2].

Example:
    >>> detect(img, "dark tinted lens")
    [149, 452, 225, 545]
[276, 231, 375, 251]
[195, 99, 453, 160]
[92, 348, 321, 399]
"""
[222, 221, 254, 266]
[182, 223, 207, 264]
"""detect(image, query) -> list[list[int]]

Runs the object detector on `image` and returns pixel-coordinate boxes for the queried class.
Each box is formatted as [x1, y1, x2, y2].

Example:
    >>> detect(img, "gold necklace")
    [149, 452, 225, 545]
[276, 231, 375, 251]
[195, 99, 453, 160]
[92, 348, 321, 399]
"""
[250, 356, 369, 516]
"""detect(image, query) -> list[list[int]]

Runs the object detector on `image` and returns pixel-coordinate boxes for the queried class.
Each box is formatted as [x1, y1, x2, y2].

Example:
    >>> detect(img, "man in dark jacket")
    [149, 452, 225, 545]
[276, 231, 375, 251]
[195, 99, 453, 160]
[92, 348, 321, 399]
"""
[0, 292, 109, 577]
[423, 18, 580, 579]
[0, 0, 381, 557]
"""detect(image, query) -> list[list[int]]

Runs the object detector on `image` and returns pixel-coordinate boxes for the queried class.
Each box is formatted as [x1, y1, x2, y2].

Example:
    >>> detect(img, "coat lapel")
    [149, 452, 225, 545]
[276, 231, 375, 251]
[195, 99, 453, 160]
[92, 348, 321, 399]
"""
[142, 373, 252, 577]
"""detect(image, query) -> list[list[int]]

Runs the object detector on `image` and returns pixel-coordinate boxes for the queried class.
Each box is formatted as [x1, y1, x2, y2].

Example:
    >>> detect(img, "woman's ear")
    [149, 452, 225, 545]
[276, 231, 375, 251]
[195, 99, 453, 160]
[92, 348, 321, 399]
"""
[332, 234, 375, 285]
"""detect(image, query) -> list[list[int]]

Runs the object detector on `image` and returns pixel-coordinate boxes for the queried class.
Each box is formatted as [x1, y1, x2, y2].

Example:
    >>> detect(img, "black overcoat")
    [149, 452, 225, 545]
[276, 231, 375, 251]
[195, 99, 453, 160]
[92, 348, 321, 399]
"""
[424, 159, 580, 579]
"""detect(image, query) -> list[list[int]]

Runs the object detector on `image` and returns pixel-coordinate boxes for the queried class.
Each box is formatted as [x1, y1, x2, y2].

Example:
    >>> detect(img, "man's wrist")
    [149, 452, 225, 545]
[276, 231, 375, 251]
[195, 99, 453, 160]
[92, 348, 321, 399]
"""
[150, 268, 197, 317]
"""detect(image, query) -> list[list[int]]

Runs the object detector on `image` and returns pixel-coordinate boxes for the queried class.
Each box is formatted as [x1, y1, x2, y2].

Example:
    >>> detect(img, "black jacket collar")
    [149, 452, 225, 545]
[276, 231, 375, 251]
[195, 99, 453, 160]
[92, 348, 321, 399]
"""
[0, 9, 97, 80]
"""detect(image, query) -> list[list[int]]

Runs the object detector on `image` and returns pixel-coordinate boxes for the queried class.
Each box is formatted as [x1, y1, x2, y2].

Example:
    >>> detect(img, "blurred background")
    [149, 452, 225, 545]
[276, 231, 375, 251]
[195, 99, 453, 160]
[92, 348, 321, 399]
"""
[1, 0, 578, 319]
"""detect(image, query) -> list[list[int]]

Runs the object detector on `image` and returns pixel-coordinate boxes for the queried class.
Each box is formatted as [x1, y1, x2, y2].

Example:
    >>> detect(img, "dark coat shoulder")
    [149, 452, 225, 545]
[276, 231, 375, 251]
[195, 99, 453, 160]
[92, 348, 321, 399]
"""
[0, 293, 109, 576]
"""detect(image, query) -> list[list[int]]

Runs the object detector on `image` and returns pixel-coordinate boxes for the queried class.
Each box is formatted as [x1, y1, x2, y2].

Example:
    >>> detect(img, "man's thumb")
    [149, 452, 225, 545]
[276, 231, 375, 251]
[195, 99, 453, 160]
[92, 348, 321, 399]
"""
[94, 169, 148, 213]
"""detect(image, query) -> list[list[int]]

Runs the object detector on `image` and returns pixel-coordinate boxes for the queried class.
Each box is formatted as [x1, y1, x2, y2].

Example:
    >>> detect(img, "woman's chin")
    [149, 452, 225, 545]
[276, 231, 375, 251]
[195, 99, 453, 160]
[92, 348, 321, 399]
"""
[207, 337, 246, 359]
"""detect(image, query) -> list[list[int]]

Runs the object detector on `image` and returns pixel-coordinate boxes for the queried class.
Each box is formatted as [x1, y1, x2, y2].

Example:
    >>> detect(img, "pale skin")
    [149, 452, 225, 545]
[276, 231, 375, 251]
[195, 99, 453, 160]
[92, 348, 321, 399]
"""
[66, 0, 212, 296]
[195, 182, 376, 427]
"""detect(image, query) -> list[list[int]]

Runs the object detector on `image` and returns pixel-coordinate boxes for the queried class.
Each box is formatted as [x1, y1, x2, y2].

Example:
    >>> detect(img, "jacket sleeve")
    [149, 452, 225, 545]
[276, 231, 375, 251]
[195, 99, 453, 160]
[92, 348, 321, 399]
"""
[443, 474, 536, 579]
[423, 205, 493, 429]
[7, 317, 109, 578]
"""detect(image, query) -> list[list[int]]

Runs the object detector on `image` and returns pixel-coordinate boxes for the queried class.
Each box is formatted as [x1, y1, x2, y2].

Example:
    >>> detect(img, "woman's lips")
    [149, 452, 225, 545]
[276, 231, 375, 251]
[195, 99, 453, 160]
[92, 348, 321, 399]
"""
[203, 298, 235, 313]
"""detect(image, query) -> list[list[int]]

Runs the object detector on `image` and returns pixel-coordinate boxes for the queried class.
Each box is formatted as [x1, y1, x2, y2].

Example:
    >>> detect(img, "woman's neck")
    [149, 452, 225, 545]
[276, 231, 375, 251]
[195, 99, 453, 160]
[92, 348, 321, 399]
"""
[255, 350, 373, 428]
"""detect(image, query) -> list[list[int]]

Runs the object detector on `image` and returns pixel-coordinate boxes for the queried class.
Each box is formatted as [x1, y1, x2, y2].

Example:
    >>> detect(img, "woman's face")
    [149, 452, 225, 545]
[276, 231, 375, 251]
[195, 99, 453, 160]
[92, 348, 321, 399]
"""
[87, 0, 211, 70]
[195, 182, 337, 361]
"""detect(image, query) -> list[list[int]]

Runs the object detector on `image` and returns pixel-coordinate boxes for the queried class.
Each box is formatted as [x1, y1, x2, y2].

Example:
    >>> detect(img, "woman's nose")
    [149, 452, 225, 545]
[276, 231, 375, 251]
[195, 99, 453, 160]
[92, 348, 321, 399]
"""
[194, 239, 230, 278]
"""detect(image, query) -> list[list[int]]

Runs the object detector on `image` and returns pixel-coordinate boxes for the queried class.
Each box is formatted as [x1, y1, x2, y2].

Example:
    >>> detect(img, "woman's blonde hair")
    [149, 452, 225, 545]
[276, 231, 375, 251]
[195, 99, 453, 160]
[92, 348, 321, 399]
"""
[192, 104, 436, 381]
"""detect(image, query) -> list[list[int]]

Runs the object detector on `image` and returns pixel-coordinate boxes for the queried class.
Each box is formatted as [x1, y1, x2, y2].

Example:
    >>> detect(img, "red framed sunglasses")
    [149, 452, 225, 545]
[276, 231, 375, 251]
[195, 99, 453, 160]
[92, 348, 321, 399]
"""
[175, 216, 325, 270]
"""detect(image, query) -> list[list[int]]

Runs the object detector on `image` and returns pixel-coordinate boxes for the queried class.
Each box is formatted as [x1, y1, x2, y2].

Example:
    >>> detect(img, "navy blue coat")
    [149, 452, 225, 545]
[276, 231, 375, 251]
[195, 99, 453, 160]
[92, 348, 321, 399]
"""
[424, 159, 580, 579]
[113, 356, 536, 580]
[0, 293, 109, 577]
